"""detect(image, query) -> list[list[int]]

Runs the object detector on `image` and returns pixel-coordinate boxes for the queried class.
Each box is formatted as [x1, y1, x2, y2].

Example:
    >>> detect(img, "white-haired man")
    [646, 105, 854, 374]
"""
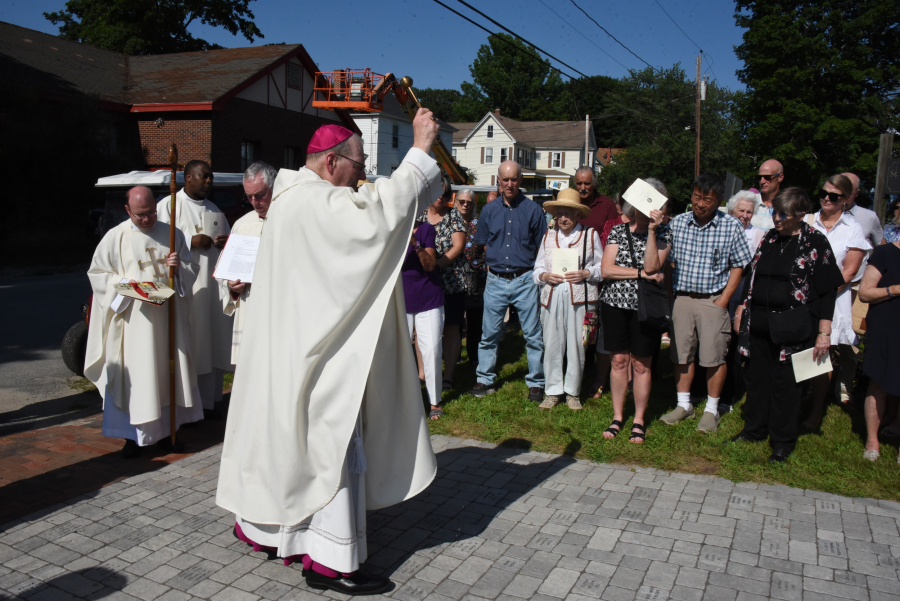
[222, 161, 277, 364]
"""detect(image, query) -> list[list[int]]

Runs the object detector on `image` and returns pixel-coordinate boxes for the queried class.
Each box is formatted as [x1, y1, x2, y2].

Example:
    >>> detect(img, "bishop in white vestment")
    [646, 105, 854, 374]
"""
[85, 186, 203, 456]
[157, 160, 234, 414]
[221, 161, 276, 365]
[216, 115, 442, 595]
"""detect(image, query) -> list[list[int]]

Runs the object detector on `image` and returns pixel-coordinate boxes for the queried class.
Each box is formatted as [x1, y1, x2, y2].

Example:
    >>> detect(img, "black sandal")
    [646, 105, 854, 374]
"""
[629, 422, 646, 443]
[604, 420, 624, 438]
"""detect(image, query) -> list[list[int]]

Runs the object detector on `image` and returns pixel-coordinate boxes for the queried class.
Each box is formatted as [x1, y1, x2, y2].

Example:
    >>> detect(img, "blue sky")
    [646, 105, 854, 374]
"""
[1, 0, 747, 91]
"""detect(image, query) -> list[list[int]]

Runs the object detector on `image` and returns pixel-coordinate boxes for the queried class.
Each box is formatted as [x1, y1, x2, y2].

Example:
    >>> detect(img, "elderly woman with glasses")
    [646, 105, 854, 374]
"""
[456, 189, 487, 360]
[800, 175, 871, 429]
[732, 188, 845, 463]
[417, 177, 468, 391]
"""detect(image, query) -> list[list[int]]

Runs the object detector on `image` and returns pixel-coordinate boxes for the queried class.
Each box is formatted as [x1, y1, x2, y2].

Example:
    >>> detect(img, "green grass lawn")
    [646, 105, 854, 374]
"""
[428, 330, 900, 501]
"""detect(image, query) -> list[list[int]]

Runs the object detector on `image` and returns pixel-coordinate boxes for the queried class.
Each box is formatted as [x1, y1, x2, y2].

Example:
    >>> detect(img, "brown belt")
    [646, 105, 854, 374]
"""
[676, 290, 724, 300]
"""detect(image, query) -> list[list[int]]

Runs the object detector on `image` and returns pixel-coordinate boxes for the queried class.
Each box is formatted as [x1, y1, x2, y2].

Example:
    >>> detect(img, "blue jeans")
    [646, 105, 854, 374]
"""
[477, 271, 545, 388]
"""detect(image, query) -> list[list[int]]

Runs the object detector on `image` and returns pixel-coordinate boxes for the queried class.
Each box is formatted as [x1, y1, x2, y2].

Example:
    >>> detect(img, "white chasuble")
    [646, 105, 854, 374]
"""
[220, 212, 266, 365]
[216, 148, 441, 531]
[84, 221, 203, 443]
[157, 190, 234, 377]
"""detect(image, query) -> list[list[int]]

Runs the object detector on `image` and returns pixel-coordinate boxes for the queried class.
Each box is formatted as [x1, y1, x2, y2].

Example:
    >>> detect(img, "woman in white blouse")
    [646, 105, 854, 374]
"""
[802, 174, 871, 429]
[534, 189, 603, 411]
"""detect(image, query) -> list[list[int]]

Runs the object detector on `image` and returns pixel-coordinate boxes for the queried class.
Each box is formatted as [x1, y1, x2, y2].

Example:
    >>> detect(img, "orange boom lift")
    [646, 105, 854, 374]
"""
[313, 69, 467, 184]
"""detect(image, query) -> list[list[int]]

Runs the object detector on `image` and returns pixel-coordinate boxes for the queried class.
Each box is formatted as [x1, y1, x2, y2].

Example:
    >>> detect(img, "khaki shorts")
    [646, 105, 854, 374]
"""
[670, 294, 732, 367]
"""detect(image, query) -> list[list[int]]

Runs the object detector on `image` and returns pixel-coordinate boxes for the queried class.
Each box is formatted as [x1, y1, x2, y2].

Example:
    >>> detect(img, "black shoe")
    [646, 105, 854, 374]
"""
[121, 439, 141, 459]
[727, 431, 758, 444]
[470, 383, 495, 398]
[157, 436, 185, 453]
[204, 409, 223, 421]
[769, 449, 791, 464]
[528, 387, 544, 402]
[305, 571, 392, 596]
[717, 403, 733, 415]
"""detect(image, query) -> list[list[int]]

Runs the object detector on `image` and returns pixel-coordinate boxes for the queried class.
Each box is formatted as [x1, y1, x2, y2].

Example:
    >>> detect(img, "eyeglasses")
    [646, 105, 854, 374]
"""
[773, 211, 791, 221]
[759, 173, 782, 181]
[818, 190, 844, 204]
[335, 153, 368, 171]
[456, 197, 474, 204]
[132, 210, 156, 219]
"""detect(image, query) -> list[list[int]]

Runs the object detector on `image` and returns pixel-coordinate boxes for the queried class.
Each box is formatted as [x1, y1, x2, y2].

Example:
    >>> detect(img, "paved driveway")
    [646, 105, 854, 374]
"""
[0, 272, 100, 433]
[1, 434, 898, 600]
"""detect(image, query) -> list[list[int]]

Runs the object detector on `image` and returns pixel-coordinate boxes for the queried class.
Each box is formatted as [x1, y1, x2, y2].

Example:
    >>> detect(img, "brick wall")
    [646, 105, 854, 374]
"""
[211, 98, 343, 172]
[137, 114, 213, 168]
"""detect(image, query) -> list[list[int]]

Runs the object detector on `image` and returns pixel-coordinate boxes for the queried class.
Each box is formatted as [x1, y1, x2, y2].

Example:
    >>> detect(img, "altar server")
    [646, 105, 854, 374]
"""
[217, 113, 441, 595]
[85, 186, 203, 457]
[157, 160, 233, 416]
[222, 161, 276, 364]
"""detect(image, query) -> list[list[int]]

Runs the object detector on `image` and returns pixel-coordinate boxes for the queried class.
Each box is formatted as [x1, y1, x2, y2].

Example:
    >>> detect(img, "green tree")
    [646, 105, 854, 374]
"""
[416, 88, 462, 123]
[734, 0, 900, 191]
[44, 0, 263, 55]
[597, 65, 748, 204]
[565, 75, 631, 148]
[454, 34, 573, 122]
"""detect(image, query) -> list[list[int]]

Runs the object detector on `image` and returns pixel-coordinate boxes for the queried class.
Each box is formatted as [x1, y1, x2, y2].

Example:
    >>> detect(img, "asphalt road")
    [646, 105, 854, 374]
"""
[0, 272, 101, 433]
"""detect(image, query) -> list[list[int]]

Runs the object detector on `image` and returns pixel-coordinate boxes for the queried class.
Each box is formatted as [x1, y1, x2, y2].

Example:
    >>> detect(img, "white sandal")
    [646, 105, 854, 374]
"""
[863, 449, 880, 462]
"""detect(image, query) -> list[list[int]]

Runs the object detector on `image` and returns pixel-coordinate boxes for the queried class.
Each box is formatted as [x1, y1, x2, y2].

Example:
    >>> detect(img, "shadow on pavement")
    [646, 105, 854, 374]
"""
[6, 567, 128, 599]
[355, 437, 583, 590]
[0, 390, 102, 436]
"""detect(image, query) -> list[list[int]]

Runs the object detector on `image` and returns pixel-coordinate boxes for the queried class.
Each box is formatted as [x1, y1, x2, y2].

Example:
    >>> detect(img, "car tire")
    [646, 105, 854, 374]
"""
[62, 321, 89, 377]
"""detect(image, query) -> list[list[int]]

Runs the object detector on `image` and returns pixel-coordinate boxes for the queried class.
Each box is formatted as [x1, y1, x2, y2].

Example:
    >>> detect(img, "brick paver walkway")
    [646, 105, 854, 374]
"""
[1, 434, 899, 601]
[0, 414, 227, 526]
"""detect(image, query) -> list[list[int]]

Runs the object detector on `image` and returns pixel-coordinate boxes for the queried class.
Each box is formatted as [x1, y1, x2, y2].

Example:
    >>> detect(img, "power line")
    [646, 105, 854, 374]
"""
[430, 0, 579, 80]
[652, 0, 703, 53]
[451, 0, 589, 78]
[568, 0, 658, 72]
[535, 0, 630, 74]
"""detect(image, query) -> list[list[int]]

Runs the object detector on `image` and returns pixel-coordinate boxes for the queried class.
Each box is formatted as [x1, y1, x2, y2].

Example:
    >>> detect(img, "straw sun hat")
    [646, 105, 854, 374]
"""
[542, 188, 591, 218]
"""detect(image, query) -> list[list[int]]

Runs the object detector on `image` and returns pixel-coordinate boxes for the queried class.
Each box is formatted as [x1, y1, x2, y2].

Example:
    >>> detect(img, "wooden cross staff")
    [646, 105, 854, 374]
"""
[167, 144, 178, 446]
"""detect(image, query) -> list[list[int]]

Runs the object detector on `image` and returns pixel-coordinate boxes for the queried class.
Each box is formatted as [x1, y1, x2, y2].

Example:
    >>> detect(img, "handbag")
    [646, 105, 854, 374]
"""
[624, 225, 670, 331]
[768, 305, 813, 345]
[581, 228, 600, 346]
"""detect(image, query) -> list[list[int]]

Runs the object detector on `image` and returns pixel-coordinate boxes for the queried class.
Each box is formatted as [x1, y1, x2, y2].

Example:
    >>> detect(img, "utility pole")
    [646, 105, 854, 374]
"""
[694, 55, 701, 178]
[584, 114, 590, 166]
[874, 133, 894, 222]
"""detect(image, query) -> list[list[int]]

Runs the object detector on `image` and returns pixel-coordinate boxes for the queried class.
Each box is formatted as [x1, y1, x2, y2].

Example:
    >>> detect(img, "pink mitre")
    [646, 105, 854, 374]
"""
[307, 124, 354, 153]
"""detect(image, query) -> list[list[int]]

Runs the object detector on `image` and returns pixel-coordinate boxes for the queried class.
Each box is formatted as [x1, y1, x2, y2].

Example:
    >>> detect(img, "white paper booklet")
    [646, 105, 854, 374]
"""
[622, 178, 668, 218]
[791, 347, 833, 382]
[213, 234, 261, 283]
[552, 248, 579, 275]
[202, 212, 226, 239]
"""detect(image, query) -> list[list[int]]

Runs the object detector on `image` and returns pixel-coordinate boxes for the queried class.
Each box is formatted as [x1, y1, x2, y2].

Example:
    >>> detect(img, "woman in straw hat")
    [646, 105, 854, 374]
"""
[533, 188, 604, 411]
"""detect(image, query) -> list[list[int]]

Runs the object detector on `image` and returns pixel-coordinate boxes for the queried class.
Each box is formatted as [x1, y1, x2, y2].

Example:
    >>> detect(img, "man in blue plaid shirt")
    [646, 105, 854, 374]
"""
[661, 173, 752, 433]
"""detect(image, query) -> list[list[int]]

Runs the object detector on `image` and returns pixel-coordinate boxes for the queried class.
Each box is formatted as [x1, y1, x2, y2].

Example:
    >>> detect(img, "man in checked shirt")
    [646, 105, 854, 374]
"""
[660, 173, 753, 433]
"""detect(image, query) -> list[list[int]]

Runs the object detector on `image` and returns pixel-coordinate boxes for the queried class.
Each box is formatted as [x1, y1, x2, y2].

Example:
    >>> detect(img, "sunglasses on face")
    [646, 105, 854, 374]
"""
[760, 173, 782, 181]
[772, 211, 790, 221]
[818, 190, 843, 204]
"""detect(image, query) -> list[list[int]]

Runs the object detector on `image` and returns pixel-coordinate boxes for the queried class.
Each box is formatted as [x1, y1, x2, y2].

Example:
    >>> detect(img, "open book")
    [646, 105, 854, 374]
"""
[114, 282, 175, 306]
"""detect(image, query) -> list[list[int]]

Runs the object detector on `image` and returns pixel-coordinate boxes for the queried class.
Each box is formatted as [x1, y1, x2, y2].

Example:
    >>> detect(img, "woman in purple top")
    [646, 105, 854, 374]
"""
[402, 222, 445, 420]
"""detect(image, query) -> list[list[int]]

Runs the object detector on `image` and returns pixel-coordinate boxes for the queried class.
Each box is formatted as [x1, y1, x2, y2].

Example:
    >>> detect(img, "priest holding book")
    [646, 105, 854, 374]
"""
[221, 161, 276, 364]
[85, 186, 203, 458]
[217, 112, 442, 595]
[157, 160, 234, 417]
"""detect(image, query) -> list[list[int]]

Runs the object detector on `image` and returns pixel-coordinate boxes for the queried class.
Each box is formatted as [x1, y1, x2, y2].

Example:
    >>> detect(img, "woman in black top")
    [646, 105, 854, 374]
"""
[732, 188, 844, 464]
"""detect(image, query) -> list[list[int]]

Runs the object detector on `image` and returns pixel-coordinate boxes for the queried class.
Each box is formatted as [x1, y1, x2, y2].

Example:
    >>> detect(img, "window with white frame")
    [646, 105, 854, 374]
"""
[552, 152, 562, 168]
[451, 147, 458, 160]
[535, 152, 542, 160]
[500, 148, 508, 162]
[487, 125, 494, 139]
[517, 148, 523, 164]
[485, 147, 494, 164]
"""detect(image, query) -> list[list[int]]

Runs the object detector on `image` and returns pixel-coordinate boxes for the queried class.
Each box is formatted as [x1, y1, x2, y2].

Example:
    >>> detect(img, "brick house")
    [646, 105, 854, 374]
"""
[0, 20, 359, 173]
[450, 111, 596, 190]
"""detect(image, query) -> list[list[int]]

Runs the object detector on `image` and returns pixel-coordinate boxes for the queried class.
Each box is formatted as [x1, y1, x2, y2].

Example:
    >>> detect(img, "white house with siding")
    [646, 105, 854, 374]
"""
[351, 94, 456, 176]
[450, 111, 596, 189]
